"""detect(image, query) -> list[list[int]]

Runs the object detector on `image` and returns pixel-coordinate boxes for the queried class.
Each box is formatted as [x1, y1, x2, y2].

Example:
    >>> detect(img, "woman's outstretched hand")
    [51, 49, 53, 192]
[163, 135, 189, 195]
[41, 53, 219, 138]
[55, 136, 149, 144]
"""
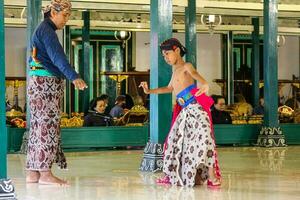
[72, 78, 88, 90]
[139, 82, 150, 94]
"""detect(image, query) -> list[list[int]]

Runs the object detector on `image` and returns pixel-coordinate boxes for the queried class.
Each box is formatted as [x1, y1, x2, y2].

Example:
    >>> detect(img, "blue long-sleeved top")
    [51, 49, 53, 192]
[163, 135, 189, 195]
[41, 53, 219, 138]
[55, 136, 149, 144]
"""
[29, 18, 79, 81]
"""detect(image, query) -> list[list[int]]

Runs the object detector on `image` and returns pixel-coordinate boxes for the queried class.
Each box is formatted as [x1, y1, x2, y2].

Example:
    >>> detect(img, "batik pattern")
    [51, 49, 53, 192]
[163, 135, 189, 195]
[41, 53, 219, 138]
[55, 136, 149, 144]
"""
[163, 103, 215, 187]
[26, 76, 67, 171]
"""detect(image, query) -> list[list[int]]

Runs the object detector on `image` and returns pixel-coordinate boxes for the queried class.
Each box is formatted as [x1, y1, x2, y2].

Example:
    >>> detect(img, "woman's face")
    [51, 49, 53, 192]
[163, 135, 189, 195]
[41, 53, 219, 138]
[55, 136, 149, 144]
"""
[215, 98, 226, 111]
[51, 9, 71, 29]
[94, 100, 107, 113]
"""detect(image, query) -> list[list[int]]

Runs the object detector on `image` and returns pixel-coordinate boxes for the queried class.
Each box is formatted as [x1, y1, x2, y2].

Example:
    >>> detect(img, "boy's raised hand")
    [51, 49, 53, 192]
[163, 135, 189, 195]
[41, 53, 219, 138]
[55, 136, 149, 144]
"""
[195, 83, 209, 96]
[139, 81, 150, 94]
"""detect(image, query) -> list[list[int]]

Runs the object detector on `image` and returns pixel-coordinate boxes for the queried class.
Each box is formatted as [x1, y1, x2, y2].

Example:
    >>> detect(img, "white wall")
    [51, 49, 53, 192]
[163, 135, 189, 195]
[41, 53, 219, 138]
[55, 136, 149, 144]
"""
[278, 36, 299, 79]
[197, 34, 222, 95]
[278, 36, 300, 99]
[135, 32, 222, 95]
[5, 27, 27, 77]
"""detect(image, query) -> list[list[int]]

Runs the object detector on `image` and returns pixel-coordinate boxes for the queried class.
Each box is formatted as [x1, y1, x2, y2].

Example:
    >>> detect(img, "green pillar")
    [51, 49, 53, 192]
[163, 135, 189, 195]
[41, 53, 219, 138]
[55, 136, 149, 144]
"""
[81, 11, 90, 113]
[140, 0, 172, 172]
[251, 18, 260, 108]
[26, 0, 42, 127]
[257, 0, 286, 147]
[0, 0, 6, 178]
[185, 0, 196, 67]
[64, 25, 71, 115]
[227, 31, 234, 104]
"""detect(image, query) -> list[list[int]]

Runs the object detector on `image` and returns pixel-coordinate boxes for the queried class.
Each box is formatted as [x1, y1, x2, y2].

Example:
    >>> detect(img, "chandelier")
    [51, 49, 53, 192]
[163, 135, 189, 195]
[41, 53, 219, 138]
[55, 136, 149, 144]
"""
[277, 35, 285, 47]
[114, 31, 132, 48]
[200, 14, 222, 34]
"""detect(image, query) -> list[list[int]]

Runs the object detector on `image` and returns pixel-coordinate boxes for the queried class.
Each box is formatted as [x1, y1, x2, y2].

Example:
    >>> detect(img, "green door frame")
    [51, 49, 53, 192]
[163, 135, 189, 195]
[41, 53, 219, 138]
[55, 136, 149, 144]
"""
[0, 0, 6, 178]
[74, 45, 94, 112]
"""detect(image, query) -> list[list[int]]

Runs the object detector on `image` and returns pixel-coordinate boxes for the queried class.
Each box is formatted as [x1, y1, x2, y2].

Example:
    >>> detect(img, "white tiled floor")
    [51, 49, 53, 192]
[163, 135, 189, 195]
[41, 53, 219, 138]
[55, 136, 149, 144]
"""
[7, 147, 300, 200]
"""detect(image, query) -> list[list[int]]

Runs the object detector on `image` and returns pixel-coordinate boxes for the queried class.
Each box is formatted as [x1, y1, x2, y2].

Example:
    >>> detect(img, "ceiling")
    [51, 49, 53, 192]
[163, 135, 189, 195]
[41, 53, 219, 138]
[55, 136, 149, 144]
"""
[3, 0, 300, 35]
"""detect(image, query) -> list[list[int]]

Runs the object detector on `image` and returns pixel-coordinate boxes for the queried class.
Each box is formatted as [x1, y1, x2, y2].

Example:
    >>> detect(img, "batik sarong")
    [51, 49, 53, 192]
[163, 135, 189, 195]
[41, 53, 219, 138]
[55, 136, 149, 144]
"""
[26, 76, 67, 171]
[163, 85, 221, 187]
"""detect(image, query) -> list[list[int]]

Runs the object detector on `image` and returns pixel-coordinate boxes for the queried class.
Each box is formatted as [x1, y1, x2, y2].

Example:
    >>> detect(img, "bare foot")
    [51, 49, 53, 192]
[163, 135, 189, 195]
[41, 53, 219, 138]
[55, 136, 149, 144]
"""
[39, 171, 68, 186]
[207, 167, 221, 187]
[194, 170, 204, 185]
[207, 178, 221, 187]
[26, 171, 40, 183]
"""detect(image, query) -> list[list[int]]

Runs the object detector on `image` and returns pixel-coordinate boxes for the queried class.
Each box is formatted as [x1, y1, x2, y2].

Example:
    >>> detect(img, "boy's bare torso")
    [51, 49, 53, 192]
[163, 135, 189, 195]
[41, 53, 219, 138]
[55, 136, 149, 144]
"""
[170, 64, 195, 95]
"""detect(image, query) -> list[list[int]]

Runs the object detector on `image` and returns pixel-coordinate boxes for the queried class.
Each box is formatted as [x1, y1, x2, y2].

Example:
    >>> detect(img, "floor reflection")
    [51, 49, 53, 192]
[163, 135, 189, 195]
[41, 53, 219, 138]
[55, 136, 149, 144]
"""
[7, 147, 300, 200]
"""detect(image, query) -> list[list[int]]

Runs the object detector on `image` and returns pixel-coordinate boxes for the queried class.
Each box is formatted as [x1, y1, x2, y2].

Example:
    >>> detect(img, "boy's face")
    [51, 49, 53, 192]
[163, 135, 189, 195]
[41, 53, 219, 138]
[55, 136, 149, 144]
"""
[162, 48, 180, 65]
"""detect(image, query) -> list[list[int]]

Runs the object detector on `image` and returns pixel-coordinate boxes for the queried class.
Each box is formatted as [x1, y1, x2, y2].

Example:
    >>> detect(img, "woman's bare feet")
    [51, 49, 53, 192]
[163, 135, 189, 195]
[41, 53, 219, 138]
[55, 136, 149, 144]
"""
[39, 171, 68, 186]
[26, 171, 40, 183]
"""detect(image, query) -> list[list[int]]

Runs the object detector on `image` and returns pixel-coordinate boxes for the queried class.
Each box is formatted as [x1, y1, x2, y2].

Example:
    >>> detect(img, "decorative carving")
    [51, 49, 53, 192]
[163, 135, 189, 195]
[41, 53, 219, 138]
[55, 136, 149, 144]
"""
[0, 179, 16, 199]
[140, 142, 164, 172]
[257, 127, 287, 147]
[60, 112, 84, 127]
[115, 105, 149, 126]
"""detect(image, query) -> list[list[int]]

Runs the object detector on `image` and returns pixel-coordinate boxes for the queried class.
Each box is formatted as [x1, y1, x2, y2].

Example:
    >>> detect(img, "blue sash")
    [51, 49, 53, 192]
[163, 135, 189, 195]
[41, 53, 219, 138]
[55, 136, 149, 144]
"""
[176, 84, 196, 108]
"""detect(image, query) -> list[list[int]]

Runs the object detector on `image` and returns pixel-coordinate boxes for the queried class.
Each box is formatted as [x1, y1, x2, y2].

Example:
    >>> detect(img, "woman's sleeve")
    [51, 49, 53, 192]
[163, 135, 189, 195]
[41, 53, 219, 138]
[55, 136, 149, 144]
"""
[42, 30, 79, 81]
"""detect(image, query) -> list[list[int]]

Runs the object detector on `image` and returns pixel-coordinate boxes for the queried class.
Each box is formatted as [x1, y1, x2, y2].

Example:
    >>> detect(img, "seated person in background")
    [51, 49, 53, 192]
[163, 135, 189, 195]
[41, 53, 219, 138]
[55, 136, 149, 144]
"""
[99, 94, 110, 114]
[6, 96, 12, 111]
[110, 95, 126, 118]
[211, 95, 232, 124]
[125, 94, 134, 110]
[84, 96, 113, 126]
[253, 97, 264, 115]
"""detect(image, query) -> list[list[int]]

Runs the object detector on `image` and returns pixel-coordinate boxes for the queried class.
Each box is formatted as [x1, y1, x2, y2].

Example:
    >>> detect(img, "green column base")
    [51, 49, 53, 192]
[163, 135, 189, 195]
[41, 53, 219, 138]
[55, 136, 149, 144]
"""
[139, 142, 163, 172]
[0, 179, 16, 199]
[257, 126, 287, 147]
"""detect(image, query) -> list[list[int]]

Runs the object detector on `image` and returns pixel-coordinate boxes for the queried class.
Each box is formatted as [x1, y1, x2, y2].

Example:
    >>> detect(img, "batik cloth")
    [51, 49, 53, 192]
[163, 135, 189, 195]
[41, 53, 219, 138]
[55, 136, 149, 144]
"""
[26, 76, 67, 171]
[163, 85, 221, 186]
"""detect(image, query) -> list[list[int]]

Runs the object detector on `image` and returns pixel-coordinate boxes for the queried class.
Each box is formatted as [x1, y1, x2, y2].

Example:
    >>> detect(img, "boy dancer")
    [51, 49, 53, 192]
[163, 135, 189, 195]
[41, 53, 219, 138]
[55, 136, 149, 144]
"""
[139, 38, 221, 187]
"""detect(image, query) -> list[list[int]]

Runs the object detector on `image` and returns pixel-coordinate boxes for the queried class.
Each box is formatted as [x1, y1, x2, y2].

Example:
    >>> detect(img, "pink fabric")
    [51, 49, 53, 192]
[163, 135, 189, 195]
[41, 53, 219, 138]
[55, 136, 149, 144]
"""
[191, 89, 221, 179]
[163, 90, 221, 179]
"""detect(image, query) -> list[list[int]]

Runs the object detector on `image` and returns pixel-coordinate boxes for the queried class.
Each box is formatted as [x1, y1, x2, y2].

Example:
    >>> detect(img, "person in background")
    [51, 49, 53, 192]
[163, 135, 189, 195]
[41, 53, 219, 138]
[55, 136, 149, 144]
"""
[109, 95, 126, 118]
[124, 94, 134, 110]
[84, 96, 113, 126]
[5, 95, 12, 111]
[211, 95, 232, 124]
[99, 94, 110, 114]
[253, 97, 264, 115]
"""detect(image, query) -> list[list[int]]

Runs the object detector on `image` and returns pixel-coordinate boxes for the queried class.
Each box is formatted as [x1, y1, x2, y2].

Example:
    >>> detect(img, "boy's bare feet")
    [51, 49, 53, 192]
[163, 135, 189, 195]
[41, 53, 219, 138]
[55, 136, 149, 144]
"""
[195, 170, 204, 185]
[38, 171, 68, 186]
[207, 167, 221, 187]
[26, 171, 40, 183]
